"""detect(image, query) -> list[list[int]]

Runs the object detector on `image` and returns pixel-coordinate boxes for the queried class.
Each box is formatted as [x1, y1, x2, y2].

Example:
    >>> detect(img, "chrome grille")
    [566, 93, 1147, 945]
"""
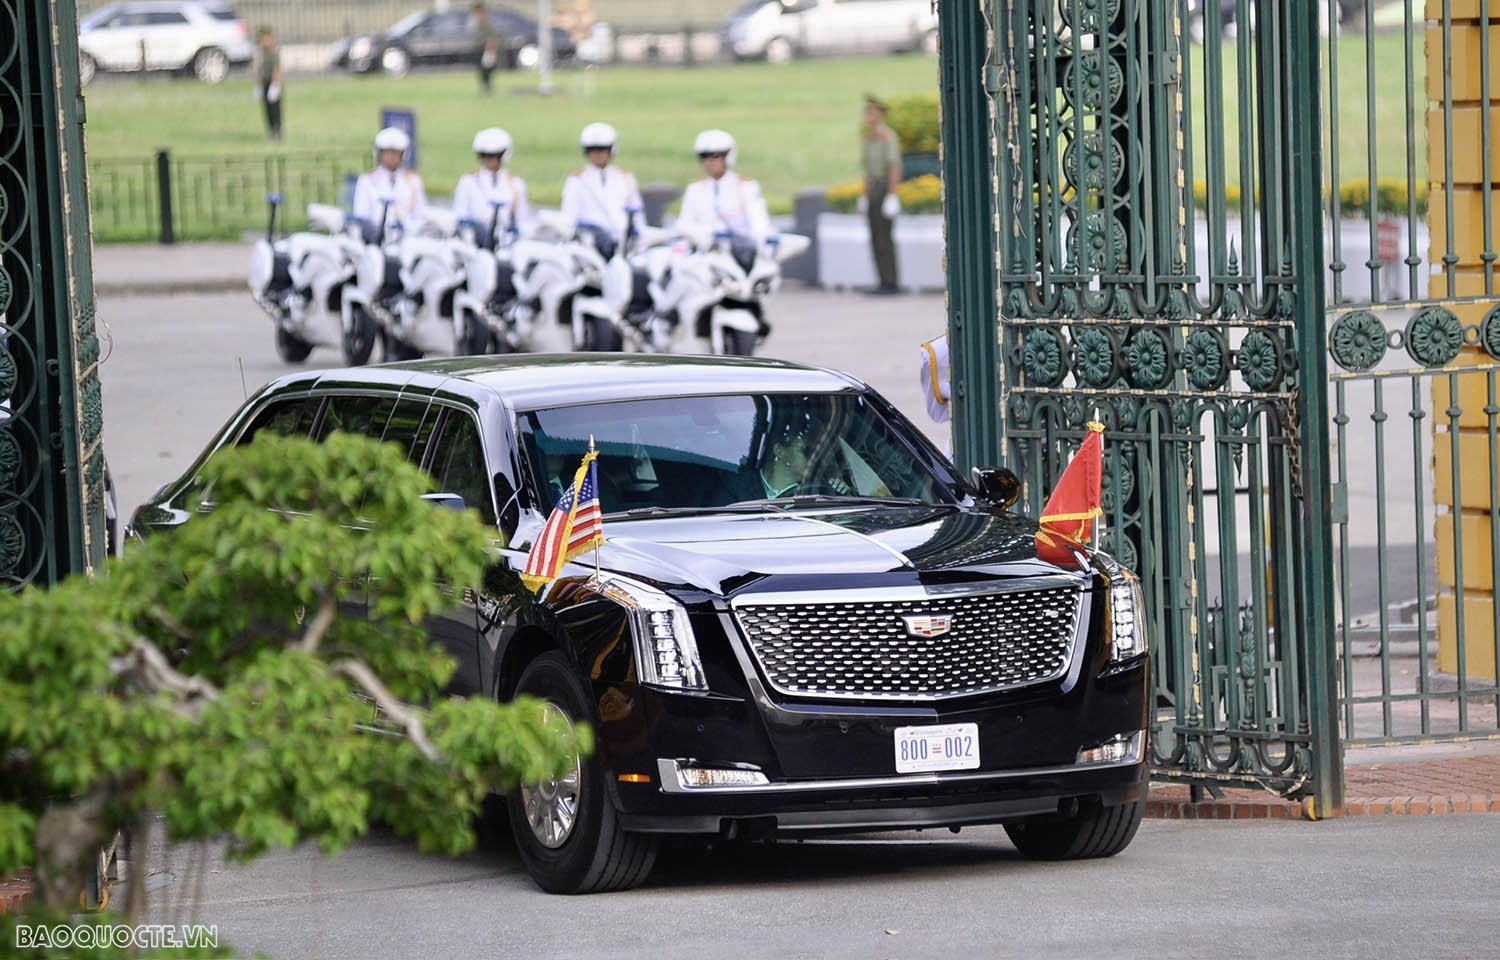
[733, 585, 1086, 700]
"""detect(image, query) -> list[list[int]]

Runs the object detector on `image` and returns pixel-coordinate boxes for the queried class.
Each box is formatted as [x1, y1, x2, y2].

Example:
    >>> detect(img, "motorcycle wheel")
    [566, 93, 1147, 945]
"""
[275, 327, 314, 364]
[722, 328, 757, 357]
[581, 315, 622, 352]
[382, 330, 423, 362]
[461, 314, 494, 356]
[342, 305, 379, 366]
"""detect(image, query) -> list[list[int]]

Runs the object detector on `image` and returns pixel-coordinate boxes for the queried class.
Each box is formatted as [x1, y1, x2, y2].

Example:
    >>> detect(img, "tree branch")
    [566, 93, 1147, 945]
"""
[330, 658, 440, 762]
[109, 633, 221, 719]
[297, 593, 338, 654]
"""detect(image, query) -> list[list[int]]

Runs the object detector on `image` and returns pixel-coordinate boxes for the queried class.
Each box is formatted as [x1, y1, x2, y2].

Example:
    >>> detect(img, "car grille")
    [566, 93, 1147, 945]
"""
[734, 585, 1086, 701]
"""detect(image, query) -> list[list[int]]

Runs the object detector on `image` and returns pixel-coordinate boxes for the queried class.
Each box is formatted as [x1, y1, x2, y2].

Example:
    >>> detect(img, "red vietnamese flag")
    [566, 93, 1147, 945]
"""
[1038, 421, 1105, 543]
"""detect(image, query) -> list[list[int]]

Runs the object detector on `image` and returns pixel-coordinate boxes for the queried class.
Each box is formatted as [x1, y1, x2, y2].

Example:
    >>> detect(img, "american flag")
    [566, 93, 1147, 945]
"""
[521, 450, 604, 592]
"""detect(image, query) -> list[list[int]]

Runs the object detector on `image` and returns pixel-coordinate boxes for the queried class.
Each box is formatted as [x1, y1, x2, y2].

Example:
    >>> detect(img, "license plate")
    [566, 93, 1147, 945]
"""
[893, 722, 981, 774]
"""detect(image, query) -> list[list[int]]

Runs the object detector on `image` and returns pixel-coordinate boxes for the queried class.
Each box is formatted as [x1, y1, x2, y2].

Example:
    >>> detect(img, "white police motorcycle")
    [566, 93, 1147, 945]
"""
[650, 225, 811, 356]
[247, 193, 369, 364]
[505, 210, 617, 352]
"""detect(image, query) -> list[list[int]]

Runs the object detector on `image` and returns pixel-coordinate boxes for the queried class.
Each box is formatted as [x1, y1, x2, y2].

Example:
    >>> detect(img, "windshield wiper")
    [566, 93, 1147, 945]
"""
[611, 504, 771, 519]
[725, 494, 931, 508]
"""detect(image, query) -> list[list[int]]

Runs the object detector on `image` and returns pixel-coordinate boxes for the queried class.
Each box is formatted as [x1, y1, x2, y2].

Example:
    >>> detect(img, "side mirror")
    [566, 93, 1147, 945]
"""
[971, 466, 1021, 510]
[422, 492, 467, 511]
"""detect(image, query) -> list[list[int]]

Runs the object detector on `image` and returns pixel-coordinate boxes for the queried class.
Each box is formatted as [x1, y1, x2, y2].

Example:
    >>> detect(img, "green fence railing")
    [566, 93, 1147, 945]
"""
[88, 150, 363, 243]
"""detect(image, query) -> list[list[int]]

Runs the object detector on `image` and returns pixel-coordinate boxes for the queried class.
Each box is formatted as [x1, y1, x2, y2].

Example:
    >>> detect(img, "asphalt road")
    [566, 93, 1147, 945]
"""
[134, 814, 1500, 960]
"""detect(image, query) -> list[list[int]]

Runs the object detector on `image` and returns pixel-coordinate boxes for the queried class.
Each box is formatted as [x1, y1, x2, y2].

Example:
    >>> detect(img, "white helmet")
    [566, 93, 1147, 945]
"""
[472, 127, 513, 158]
[373, 126, 411, 154]
[579, 121, 618, 151]
[693, 128, 737, 168]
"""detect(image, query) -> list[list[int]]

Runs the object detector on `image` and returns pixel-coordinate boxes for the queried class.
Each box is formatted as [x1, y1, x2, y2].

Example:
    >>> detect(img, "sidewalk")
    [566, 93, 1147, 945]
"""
[91, 240, 252, 296]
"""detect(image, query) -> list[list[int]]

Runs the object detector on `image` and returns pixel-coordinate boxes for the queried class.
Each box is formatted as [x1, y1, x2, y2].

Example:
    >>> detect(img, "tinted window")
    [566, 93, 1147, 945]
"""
[518, 393, 953, 514]
[427, 409, 496, 525]
[315, 393, 396, 442]
[205, 7, 239, 20]
[145, 11, 189, 24]
[238, 395, 319, 445]
[381, 396, 433, 460]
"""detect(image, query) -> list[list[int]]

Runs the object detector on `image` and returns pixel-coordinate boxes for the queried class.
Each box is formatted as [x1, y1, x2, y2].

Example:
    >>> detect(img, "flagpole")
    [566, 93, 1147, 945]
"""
[590, 434, 601, 581]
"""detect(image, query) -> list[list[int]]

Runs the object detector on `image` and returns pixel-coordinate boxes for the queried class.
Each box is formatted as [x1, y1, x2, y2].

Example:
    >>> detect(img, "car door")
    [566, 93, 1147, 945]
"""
[143, 8, 195, 68]
[89, 10, 145, 69]
[414, 403, 493, 696]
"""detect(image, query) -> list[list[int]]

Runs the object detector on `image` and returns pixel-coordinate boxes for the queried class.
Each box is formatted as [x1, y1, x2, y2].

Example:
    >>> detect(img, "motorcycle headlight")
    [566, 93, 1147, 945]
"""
[596, 577, 707, 690]
[1106, 568, 1147, 662]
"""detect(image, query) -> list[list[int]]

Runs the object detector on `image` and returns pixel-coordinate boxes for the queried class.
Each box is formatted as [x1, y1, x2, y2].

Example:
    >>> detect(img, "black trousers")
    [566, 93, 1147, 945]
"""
[865, 177, 898, 290]
[259, 84, 282, 139]
[477, 56, 494, 93]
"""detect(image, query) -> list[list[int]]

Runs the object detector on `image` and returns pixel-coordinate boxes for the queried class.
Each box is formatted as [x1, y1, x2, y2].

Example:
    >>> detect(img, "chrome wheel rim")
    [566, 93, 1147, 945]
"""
[520, 703, 582, 849]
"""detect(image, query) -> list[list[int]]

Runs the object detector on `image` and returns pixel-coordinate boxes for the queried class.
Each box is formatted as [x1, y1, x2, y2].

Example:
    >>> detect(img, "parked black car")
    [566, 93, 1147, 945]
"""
[331, 6, 576, 76]
[127, 354, 1150, 894]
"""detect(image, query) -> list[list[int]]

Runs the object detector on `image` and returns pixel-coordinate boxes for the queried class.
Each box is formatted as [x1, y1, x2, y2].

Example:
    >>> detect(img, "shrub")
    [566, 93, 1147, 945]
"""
[885, 93, 942, 156]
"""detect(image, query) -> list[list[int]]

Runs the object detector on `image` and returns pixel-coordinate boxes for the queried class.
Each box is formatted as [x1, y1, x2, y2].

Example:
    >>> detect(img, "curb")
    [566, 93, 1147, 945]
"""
[95, 279, 246, 297]
[1146, 787, 1500, 820]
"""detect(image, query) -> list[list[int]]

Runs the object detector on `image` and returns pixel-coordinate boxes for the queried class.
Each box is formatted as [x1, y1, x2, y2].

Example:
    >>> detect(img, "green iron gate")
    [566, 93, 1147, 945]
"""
[1, 0, 108, 588]
[942, 0, 1342, 809]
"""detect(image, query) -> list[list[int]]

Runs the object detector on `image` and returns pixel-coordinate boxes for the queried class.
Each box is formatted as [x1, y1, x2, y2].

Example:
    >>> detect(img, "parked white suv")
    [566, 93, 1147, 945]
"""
[78, 1, 255, 85]
[719, 0, 937, 63]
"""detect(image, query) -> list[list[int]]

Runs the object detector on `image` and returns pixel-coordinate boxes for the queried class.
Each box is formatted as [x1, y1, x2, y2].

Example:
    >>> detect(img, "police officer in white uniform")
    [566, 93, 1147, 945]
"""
[351, 126, 427, 240]
[676, 129, 772, 244]
[919, 333, 951, 425]
[560, 122, 644, 249]
[452, 127, 530, 247]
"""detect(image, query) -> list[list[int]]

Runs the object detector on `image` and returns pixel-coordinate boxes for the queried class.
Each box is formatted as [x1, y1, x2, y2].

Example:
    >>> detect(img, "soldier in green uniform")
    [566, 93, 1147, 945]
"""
[861, 94, 902, 294]
[255, 26, 282, 141]
[474, 1, 499, 95]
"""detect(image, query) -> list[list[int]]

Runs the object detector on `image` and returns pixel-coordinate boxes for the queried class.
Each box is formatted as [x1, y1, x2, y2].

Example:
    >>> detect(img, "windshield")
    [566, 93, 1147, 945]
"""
[518, 392, 955, 515]
[80, 5, 119, 29]
[385, 10, 428, 36]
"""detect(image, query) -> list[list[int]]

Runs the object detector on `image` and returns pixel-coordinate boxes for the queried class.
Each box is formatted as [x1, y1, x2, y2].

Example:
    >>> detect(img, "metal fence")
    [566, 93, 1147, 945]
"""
[88, 151, 363, 243]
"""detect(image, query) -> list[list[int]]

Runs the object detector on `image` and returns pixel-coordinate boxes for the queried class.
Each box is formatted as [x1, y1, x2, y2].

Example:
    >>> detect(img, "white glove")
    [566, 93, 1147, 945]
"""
[266, 83, 281, 103]
[881, 192, 901, 218]
[855, 194, 868, 214]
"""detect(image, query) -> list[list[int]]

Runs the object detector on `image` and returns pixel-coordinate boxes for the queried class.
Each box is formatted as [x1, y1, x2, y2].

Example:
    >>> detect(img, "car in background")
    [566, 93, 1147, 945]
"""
[128, 354, 1150, 893]
[331, 6, 577, 77]
[77, 0, 255, 85]
[719, 0, 936, 64]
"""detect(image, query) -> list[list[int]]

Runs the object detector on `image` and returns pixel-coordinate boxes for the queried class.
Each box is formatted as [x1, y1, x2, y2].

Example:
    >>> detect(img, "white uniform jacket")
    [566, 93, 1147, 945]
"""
[452, 168, 531, 235]
[351, 166, 428, 234]
[677, 172, 772, 244]
[560, 164, 645, 245]
[919, 333, 951, 424]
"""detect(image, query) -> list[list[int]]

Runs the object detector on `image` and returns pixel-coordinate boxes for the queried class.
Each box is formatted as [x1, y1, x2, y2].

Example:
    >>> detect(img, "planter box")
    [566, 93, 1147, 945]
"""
[815, 211, 945, 293]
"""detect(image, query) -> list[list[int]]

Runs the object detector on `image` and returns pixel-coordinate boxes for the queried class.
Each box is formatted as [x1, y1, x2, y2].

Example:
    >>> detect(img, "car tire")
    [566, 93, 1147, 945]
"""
[79, 52, 97, 87]
[1003, 797, 1144, 860]
[764, 36, 794, 64]
[507, 652, 659, 894]
[381, 47, 410, 77]
[920, 29, 938, 56]
[275, 327, 315, 364]
[192, 47, 230, 84]
[514, 43, 540, 70]
[721, 328, 756, 357]
[342, 305, 378, 366]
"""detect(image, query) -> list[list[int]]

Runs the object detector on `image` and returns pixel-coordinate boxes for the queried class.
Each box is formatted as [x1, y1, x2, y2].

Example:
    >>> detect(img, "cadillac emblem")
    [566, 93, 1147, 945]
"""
[901, 614, 953, 638]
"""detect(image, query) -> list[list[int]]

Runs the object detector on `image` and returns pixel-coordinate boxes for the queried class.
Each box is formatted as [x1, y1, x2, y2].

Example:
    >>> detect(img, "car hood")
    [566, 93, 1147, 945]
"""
[593, 504, 1092, 595]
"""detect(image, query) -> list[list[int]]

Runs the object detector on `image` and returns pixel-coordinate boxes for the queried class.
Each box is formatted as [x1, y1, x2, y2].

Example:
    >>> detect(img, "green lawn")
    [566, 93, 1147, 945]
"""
[82, 28, 1425, 242]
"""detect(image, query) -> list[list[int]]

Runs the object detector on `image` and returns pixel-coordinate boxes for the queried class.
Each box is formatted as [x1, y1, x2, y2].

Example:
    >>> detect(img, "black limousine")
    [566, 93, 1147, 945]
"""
[128, 354, 1149, 893]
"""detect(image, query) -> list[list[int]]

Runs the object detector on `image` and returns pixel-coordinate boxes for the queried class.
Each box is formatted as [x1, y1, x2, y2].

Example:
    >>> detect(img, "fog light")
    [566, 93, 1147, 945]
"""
[1076, 731, 1143, 765]
[676, 764, 769, 788]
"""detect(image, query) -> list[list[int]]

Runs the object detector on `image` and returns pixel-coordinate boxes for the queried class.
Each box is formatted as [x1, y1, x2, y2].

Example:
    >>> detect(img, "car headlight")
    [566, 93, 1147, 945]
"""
[596, 577, 707, 690]
[1106, 568, 1147, 662]
[350, 37, 372, 59]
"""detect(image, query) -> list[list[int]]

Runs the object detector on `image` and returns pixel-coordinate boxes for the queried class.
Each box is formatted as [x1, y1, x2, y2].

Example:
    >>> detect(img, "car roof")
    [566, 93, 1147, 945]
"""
[283, 354, 863, 411]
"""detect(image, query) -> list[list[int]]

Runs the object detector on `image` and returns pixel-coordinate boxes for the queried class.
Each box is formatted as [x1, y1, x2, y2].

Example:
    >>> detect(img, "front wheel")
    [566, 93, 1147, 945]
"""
[763, 36, 794, 64]
[275, 327, 314, 364]
[79, 53, 97, 86]
[721, 328, 756, 357]
[1003, 798, 1144, 860]
[342, 305, 378, 365]
[507, 653, 658, 894]
[192, 47, 229, 84]
[460, 312, 494, 356]
[381, 46, 410, 77]
[580, 314, 622, 352]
